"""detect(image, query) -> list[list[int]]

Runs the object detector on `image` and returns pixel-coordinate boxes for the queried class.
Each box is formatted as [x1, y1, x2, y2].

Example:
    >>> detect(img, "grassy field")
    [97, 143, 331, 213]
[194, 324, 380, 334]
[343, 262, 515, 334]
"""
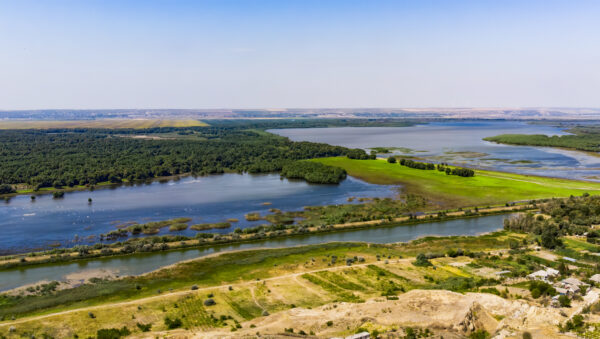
[0, 232, 524, 337]
[0, 119, 208, 129]
[313, 157, 600, 207]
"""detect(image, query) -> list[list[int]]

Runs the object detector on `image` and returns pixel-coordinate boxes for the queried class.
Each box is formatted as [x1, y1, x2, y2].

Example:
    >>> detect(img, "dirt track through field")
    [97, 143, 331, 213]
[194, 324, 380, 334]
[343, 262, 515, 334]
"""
[0, 259, 411, 328]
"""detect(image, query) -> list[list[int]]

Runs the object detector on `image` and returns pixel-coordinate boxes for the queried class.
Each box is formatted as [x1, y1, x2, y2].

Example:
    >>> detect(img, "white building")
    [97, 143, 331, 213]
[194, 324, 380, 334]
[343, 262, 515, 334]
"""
[559, 277, 588, 294]
[527, 268, 559, 282]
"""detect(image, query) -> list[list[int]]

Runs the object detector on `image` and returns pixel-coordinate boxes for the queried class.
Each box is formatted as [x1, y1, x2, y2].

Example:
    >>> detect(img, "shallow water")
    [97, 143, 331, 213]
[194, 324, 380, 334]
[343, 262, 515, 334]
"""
[0, 174, 395, 253]
[271, 120, 600, 180]
[0, 213, 509, 291]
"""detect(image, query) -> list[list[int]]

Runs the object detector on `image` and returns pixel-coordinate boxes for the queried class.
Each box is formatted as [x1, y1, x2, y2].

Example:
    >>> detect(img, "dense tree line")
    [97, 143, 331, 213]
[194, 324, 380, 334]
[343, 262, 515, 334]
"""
[205, 118, 420, 129]
[447, 167, 475, 177]
[280, 161, 347, 184]
[484, 127, 600, 152]
[0, 127, 369, 189]
[394, 158, 475, 177]
[399, 158, 435, 170]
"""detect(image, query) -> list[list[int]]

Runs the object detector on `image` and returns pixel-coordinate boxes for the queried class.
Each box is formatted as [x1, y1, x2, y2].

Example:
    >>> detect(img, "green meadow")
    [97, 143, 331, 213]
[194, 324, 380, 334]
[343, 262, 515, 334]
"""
[313, 157, 600, 207]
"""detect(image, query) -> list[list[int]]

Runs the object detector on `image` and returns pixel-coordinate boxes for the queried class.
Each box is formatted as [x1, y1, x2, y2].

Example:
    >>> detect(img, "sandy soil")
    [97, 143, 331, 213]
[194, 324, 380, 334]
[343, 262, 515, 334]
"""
[185, 289, 596, 339]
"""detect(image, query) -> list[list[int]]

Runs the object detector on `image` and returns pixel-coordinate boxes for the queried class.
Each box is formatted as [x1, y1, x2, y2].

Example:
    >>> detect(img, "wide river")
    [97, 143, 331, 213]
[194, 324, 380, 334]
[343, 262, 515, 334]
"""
[0, 174, 395, 254]
[271, 120, 600, 181]
[0, 213, 509, 291]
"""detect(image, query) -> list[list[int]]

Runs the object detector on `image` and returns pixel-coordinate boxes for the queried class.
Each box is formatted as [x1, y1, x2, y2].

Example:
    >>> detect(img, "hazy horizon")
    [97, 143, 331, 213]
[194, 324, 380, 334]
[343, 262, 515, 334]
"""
[1, 0, 599, 110]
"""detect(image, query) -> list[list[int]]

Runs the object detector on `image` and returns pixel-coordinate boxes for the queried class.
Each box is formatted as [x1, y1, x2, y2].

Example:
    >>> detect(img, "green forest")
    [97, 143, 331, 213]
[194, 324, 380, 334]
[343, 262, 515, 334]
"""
[280, 161, 347, 184]
[0, 125, 370, 189]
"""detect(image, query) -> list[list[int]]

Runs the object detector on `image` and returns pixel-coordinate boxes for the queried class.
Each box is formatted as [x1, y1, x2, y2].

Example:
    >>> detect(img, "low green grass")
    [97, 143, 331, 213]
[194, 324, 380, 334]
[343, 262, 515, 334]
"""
[313, 157, 600, 207]
[563, 238, 600, 253]
[1, 230, 538, 336]
[301, 273, 364, 302]
[221, 288, 263, 320]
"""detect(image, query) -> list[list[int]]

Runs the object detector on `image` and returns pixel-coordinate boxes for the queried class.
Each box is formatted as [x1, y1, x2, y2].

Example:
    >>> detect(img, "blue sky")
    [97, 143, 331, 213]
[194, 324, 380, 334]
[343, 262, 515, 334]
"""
[0, 0, 599, 109]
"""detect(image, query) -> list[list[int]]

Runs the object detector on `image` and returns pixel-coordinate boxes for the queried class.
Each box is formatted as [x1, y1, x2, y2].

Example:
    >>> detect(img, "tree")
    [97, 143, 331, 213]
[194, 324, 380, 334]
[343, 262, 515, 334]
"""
[413, 253, 432, 267]
[558, 295, 571, 307]
[541, 225, 562, 249]
[557, 262, 570, 275]
[387, 156, 396, 164]
[0, 184, 15, 194]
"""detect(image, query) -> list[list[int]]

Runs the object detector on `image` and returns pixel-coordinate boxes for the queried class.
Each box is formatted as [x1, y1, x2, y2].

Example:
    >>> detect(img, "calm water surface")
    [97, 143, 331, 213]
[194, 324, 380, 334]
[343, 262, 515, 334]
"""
[0, 174, 397, 253]
[0, 174, 395, 253]
[0, 213, 509, 291]
[271, 120, 600, 180]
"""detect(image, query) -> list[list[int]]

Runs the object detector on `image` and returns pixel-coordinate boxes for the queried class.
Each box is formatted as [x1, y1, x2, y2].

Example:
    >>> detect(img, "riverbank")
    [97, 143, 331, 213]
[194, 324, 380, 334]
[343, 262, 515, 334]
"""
[0, 172, 208, 199]
[0, 229, 526, 321]
[0, 203, 531, 270]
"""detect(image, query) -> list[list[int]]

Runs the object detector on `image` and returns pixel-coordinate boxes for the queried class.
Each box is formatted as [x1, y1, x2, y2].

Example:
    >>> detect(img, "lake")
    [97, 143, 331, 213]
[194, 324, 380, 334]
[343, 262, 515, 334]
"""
[0, 213, 510, 291]
[271, 120, 600, 181]
[0, 174, 396, 254]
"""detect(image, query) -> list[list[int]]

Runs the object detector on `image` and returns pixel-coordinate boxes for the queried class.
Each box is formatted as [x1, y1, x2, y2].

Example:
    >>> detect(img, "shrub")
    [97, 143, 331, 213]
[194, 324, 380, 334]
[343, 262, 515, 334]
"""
[96, 327, 130, 339]
[191, 285, 198, 290]
[204, 298, 216, 306]
[469, 330, 490, 339]
[522, 332, 532, 339]
[528, 281, 556, 298]
[413, 253, 432, 267]
[558, 295, 571, 307]
[164, 317, 183, 329]
[136, 323, 152, 332]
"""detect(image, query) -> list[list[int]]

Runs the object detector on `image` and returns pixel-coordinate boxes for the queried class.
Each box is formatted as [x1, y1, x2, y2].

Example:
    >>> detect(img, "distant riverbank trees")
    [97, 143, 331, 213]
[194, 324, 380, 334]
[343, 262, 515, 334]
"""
[483, 128, 600, 153]
[0, 127, 371, 190]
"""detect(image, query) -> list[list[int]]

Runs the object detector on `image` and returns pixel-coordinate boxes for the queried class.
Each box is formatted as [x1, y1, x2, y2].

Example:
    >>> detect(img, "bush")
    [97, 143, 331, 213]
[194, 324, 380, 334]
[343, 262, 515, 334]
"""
[522, 332, 532, 339]
[387, 156, 396, 163]
[96, 327, 130, 339]
[204, 298, 216, 306]
[413, 253, 432, 267]
[469, 330, 490, 339]
[528, 281, 556, 298]
[136, 323, 152, 332]
[558, 295, 571, 307]
[164, 317, 183, 329]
